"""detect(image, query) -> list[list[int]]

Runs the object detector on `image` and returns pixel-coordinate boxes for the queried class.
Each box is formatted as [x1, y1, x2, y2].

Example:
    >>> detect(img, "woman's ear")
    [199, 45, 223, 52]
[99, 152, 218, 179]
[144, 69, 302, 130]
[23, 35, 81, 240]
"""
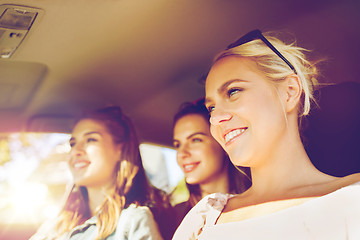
[284, 74, 302, 113]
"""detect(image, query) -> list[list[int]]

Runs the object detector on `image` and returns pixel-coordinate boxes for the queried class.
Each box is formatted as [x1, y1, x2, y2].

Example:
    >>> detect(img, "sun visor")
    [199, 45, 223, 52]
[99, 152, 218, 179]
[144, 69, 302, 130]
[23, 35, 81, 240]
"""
[26, 114, 76, 133]
[0, 60, 47, 110]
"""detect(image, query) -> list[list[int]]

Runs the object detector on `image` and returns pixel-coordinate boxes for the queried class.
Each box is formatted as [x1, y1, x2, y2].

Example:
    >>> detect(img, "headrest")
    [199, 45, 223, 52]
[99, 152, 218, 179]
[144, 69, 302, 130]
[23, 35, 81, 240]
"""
[303, 82, 360, 177]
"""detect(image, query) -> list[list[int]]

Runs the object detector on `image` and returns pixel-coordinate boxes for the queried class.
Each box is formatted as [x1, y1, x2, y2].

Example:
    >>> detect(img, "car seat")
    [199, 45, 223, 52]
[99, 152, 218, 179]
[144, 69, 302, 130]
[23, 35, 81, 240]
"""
[303, 81, 360, 177]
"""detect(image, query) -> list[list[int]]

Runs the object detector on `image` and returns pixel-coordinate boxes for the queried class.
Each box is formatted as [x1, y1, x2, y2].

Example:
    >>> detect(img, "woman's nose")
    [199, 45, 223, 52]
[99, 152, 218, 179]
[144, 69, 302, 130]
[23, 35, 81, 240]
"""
[70, 142, 85, 157]
[177, 143, 191, 159]
[210, 108, 232, 126]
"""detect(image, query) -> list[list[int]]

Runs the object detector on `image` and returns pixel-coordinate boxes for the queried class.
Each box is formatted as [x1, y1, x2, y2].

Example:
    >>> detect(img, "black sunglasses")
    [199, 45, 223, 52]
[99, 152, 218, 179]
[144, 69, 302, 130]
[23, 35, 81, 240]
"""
[226, 29, 297, 74]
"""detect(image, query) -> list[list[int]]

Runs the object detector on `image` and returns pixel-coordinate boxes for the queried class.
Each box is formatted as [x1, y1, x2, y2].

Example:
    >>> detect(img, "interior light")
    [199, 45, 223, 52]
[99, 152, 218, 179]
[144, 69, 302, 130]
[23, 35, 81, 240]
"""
[0, 5, 43, 58]
[0, 8, 37, 30]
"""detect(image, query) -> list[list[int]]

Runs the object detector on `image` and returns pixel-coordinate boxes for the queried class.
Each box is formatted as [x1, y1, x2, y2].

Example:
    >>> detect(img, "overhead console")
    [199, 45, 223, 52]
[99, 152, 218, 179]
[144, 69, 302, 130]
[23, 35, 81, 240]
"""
[0, 4, 43, 58]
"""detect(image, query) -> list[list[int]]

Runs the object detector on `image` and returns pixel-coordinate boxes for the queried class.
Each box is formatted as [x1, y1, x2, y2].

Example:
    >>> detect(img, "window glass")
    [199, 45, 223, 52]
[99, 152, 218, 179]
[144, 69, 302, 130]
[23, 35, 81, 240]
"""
[140, 143, 184, 194]
[0, 133, 185, 228]
[0, 133, 71, 226]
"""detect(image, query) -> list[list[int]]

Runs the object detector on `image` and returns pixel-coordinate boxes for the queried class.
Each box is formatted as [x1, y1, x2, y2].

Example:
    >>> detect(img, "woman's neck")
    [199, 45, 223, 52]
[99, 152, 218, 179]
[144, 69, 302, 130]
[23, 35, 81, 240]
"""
[248, 135, 335, 200]
[199, 170, 230, 198]
[86, 185, 112, 215]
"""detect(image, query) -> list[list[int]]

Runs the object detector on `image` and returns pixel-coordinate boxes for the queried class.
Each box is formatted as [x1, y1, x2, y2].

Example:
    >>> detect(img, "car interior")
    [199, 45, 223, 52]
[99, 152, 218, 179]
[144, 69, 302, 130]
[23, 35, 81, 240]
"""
[0, 0, 359, 239]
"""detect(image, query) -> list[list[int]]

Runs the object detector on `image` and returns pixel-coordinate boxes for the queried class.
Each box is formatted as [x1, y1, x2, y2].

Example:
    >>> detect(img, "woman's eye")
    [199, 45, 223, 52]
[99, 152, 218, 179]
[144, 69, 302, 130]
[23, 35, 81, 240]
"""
[192, 138, 202, 143]
[87, 137, 98, 143]
[227, 88, 242, 98]
[207, 105, 215, 113]
[69, 141, 75, 148]
[173, 142, 180, 149]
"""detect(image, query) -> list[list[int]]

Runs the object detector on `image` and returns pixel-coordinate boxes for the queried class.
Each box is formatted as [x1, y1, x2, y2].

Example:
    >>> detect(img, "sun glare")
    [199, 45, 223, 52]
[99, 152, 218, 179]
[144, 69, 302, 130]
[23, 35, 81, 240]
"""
[0, 133, 71, 225]
[10, 183, 51, 220]
[0, 133, 185, 228]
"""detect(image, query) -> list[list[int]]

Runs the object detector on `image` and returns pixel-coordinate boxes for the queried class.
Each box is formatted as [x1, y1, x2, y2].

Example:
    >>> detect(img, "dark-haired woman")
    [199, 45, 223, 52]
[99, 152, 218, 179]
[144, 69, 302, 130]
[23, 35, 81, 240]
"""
[171, 99, 251, 231]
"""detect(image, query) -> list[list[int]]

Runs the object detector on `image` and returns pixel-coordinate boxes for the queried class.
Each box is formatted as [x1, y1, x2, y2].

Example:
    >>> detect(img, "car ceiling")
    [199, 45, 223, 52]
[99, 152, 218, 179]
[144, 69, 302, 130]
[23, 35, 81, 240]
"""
[0, 0, 359, 146]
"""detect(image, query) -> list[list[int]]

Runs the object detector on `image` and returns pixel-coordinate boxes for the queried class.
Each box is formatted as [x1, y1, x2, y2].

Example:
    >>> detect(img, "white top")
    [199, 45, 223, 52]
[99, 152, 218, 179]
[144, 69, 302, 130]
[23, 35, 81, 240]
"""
[173, 181, 360, 240]
[31, 204, 163, 240]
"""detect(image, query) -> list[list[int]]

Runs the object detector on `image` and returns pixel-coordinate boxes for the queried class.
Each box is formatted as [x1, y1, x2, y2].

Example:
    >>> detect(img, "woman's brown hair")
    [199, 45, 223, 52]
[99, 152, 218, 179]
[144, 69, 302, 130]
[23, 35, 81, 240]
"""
[55, 106, 170, 239]
[173, 99, 251, 207]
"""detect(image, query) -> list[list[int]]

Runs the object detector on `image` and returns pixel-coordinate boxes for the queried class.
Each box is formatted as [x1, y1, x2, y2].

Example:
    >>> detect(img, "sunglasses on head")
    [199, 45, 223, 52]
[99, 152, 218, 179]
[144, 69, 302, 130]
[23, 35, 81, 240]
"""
[226, 29, 297, 75]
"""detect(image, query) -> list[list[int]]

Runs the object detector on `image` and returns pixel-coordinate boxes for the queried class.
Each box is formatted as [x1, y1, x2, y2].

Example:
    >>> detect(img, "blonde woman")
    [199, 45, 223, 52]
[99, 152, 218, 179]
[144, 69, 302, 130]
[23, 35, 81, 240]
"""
[173, 29, 360, 239]
[31, 106, 168, 240]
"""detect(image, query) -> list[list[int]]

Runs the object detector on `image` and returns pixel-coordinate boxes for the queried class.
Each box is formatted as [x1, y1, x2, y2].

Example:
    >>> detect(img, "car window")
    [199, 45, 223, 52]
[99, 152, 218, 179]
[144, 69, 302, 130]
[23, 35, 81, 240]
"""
[0, 133, 186, 227]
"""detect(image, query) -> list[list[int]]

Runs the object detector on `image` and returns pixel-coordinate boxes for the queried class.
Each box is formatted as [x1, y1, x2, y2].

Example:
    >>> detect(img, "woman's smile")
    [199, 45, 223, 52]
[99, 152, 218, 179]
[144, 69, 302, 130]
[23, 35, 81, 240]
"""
[173, 114, 228, 185]
[206, 56, 288, 167]
[69, 119, 121, 188]
[224, 128, 247, 146]
[72, 159, 91, 170]
[183, 162, 200, 173]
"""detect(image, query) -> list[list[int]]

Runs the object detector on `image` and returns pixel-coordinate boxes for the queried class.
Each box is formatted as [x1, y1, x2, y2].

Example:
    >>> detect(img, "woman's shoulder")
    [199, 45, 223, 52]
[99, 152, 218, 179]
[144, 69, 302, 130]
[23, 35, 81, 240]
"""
[179, 193, 232, 225]
[301, 173, 360, 198]
[191, 193, 233, 214]
[116, 204, 158, 229]
[285, 173, 360, 199]
[120, 204, 154, 220]
[340, 172, 360, 183]
[29, 218, 60, 240]
[172, 193, 233, 240]
[330, 173, 360, 190]
[113, 204, 163, 239]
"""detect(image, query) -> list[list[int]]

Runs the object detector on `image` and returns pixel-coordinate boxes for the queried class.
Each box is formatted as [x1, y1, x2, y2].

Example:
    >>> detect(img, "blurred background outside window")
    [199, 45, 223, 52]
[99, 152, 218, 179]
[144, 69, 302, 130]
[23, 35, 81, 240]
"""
[0, 133, 186, 239]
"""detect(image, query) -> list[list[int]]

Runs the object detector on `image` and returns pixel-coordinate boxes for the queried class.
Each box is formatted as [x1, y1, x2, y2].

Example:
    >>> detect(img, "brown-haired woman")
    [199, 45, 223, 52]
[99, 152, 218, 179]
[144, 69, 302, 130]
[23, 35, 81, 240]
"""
[171, 98, 251, 231]
[31, 106, 170, 240]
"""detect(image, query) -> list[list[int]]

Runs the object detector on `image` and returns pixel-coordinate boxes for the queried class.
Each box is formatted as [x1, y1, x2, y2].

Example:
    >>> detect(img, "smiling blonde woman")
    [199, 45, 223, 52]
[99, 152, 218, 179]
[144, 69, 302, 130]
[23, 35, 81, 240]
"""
[173, 29, 360, 240]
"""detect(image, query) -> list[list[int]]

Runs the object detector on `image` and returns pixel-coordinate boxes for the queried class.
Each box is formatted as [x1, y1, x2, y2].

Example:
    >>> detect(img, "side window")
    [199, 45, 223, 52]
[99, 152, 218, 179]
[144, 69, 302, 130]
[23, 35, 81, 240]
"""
[0, 133, 72, 226]
[140, 144, 188, 205]
[0, 133, 188, 230]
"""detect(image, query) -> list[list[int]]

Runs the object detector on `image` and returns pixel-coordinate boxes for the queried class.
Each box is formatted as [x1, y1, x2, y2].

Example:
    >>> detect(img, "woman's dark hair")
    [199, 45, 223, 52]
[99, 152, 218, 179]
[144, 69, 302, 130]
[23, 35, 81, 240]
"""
[173, 98, 210, 126]
[173, 98, 251, 207]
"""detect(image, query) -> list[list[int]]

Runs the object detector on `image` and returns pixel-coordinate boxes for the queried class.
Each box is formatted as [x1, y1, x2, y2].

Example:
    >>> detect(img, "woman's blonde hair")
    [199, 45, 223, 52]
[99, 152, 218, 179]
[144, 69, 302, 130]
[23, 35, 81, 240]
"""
[214, 31, 321, 118]
[54, 106, 167, 239]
